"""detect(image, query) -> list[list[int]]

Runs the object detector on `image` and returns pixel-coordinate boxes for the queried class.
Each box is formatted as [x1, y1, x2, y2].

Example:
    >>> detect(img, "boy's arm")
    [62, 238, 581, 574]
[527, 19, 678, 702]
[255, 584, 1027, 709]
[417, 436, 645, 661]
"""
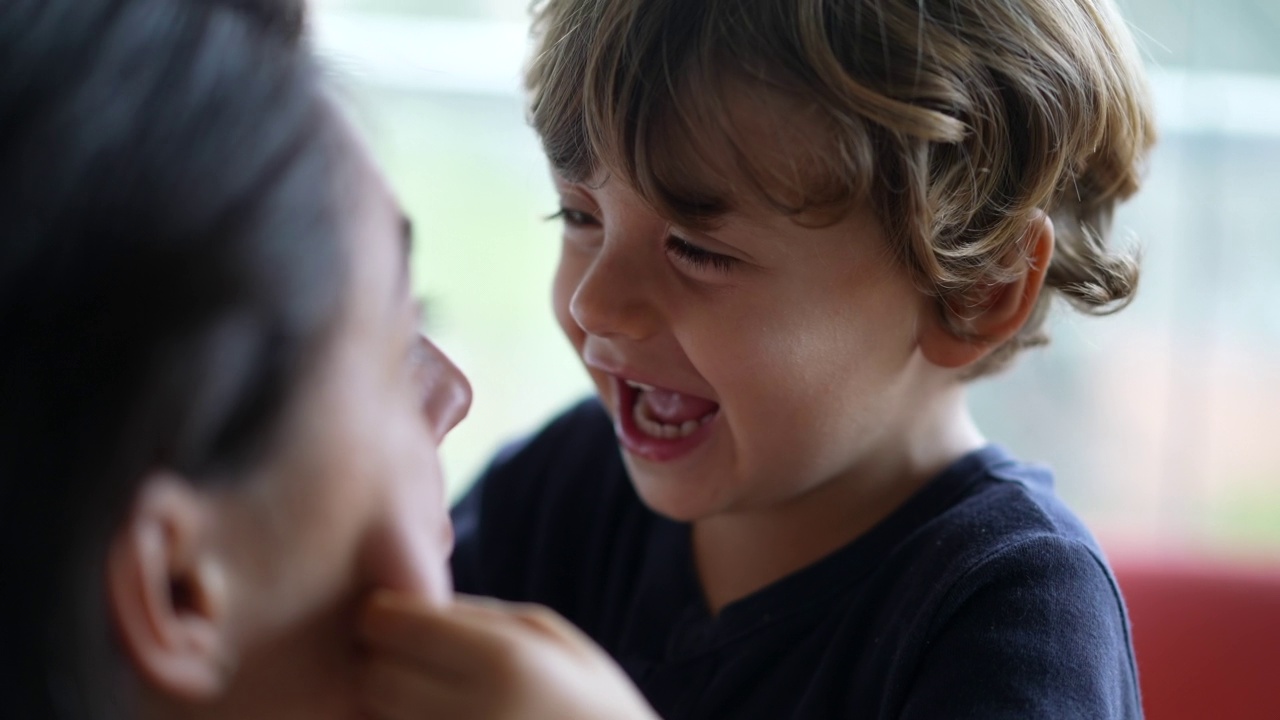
[900, 535, 1142, 720]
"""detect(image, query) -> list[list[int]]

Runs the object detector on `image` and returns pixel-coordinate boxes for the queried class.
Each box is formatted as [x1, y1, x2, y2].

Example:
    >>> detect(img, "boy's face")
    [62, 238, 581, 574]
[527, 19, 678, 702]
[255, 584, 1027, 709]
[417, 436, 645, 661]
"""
[550, 158, 953, 522]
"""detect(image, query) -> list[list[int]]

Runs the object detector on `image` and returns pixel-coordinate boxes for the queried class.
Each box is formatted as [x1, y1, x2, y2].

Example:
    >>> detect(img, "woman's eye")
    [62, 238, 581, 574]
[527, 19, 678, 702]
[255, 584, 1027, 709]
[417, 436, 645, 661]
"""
[405, 299, 433, 388]
[407, 334, 436, 406]
[548, 207, 600, 227]
[665, 236, 737, 274]
[407, 334, 429, 380]
[408, 334, 429, 369]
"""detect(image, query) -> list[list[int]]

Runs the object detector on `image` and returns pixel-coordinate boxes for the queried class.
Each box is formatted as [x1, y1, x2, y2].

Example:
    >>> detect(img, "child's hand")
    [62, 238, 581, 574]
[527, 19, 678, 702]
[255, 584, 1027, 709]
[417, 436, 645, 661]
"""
[357, 591, 661, 720]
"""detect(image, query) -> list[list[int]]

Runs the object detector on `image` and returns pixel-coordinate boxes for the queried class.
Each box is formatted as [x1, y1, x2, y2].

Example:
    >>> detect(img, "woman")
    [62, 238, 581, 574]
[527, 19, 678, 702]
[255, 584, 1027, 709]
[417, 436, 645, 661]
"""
[0, 1, 660, 717]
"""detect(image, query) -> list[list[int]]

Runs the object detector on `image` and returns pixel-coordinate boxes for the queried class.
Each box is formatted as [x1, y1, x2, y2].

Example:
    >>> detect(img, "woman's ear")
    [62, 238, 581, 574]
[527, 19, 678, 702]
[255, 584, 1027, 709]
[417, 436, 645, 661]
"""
[919, 212, 1055, 369]
[106, 473, 235, 701]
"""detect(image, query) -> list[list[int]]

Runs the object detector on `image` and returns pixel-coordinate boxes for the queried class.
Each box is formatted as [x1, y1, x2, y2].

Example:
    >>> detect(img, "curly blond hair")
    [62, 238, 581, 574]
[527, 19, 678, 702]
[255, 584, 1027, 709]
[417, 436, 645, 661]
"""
[526, 0, 1156, 376]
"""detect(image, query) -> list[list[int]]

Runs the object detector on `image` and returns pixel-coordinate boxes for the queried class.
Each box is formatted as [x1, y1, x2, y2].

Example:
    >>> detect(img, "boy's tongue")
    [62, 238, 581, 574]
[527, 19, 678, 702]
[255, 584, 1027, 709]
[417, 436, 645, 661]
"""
[639, 387, 718, 425]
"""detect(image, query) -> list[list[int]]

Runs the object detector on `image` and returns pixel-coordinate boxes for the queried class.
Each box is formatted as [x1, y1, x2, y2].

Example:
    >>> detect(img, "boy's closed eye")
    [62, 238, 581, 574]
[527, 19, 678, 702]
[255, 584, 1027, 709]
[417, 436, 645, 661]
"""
[665, 235, 738, 274]
[549, 206, 740, 275]
[548, 207, 600, 227]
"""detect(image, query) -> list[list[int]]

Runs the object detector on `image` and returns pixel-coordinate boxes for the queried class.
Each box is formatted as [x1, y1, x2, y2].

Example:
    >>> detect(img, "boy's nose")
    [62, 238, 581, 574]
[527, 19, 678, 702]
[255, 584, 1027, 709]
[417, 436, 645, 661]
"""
[568, 245, 660, 341]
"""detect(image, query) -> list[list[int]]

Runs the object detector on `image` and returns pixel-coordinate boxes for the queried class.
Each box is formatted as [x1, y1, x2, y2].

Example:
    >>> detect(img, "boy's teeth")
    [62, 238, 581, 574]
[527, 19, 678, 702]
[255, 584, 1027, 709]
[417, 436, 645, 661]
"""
[626, 380, 656, 392]
[631, 393, 715, 440]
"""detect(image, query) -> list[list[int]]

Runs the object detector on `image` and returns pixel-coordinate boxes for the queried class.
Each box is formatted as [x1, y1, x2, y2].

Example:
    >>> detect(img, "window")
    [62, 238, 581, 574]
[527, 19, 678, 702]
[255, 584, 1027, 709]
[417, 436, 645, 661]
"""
[315, 0, 1280, 555]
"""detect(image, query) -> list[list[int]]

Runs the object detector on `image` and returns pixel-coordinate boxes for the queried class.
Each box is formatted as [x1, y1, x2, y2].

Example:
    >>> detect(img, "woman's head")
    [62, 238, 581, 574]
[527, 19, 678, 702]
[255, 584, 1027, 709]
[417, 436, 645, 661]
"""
[0, 1, 468, 717]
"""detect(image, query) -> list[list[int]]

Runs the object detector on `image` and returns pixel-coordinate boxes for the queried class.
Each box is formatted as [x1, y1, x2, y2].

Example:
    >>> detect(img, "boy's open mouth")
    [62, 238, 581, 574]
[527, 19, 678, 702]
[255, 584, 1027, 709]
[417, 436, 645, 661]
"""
[626, 379, 719, 438]
[613, 375, 720, 462]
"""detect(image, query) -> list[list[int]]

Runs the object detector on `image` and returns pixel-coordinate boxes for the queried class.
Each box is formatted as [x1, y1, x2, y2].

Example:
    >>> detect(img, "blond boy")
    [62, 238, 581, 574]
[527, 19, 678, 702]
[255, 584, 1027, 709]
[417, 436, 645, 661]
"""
[360, 1, 1154, 717]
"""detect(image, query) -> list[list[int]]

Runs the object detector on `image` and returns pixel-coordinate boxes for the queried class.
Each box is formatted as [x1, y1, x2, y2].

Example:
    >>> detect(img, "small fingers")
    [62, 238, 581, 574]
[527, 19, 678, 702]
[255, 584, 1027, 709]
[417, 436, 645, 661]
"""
[360, 653, 474, 720]
[452, 594, 590, 649]
[359, 591, 505, 678]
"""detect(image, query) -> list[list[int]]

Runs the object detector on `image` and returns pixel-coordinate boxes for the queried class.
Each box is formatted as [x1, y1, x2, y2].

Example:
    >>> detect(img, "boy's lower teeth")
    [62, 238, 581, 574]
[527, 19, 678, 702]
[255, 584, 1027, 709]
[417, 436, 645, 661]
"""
[632, 391, 713, 439]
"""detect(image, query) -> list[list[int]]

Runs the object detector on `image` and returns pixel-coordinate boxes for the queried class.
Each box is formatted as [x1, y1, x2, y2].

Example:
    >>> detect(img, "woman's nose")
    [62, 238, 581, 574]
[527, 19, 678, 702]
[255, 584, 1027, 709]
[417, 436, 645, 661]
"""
[417, 335, 471, 441]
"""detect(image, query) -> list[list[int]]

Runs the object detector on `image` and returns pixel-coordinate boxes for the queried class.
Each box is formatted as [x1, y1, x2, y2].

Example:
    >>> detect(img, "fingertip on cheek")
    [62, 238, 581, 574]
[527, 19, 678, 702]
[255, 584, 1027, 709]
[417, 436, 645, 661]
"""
[358, 519, 453, 606]
[358, 591, 423, 647]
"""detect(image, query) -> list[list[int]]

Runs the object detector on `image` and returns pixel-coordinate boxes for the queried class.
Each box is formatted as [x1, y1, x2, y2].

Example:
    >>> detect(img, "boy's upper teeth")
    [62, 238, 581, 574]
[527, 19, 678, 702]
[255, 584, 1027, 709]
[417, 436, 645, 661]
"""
[626, 380, 656, 392]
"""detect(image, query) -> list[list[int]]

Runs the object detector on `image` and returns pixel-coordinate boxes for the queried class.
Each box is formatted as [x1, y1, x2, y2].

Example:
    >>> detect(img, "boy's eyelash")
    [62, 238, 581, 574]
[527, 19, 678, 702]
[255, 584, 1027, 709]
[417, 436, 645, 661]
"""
[546, 207, 599, 226]
[548, 207, 735, 274]
[666, 236, 737, 274]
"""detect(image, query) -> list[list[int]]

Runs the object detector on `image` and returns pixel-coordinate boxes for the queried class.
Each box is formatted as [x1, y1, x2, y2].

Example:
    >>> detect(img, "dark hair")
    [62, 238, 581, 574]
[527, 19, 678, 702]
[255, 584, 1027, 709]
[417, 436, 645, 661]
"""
[0, 0, 348, 717]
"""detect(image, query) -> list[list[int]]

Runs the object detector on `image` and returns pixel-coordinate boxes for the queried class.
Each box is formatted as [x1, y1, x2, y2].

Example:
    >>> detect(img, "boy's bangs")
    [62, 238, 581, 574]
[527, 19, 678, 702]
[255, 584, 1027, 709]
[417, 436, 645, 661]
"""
[528, 0, 876, 230]
[633, 74, 878, 229]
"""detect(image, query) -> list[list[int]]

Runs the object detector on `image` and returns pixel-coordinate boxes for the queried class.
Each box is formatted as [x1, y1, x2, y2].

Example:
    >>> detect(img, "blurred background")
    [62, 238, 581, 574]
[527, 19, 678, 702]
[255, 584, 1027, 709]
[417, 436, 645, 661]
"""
[312, 0, 1280, 558]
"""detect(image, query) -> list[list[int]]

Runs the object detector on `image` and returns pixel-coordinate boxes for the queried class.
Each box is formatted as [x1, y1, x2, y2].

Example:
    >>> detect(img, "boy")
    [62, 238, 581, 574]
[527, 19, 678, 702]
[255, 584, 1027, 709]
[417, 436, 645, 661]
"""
[360, 0, 1154, 717]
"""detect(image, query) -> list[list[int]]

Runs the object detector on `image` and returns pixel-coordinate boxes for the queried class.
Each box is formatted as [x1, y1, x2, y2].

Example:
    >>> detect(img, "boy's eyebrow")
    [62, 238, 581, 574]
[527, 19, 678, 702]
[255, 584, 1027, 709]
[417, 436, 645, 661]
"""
[551, 167, 583, 187]
[551, 161, 599, 187]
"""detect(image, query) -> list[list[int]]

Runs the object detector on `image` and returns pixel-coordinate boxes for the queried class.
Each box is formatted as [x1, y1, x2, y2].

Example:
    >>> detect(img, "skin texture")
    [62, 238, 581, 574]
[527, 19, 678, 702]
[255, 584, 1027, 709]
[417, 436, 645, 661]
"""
[549, 97, 1054, 612]
[109, 115, 473, 720]
[357, 592, 660, 720]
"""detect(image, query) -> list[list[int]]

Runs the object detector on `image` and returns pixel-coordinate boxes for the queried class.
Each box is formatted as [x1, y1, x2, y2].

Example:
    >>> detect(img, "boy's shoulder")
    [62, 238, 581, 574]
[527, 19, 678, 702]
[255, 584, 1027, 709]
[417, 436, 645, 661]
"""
[910, 444, 1114, 578]
[854, 450, 1140, 718]
[880, 445, 1130, 641]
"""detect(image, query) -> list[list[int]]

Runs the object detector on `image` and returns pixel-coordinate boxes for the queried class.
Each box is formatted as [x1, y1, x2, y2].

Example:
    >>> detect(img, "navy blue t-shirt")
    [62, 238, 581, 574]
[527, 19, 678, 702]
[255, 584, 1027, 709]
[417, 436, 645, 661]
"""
[452, 400, 1142, 719]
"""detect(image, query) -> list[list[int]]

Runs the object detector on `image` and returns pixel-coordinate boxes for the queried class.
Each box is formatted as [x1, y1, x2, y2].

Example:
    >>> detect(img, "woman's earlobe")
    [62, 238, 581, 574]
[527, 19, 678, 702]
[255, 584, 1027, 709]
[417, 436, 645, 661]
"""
[106, 474, 236, 700]
[919, 212, 1056, 369]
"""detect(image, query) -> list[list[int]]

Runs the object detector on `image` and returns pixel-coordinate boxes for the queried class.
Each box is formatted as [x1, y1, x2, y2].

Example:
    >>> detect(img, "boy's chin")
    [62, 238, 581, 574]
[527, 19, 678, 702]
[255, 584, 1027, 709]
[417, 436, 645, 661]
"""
[621, 455, 732, 524]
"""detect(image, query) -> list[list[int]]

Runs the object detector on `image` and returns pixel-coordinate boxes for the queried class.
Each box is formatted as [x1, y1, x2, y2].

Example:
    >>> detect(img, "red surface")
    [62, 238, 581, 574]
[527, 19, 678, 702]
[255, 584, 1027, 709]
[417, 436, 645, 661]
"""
[1112, 555, 1280, 720]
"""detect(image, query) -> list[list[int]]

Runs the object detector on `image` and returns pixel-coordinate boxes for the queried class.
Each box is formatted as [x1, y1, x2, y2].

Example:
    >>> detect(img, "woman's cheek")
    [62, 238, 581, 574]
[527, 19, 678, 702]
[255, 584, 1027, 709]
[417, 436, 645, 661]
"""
[356, 454, 454, 605]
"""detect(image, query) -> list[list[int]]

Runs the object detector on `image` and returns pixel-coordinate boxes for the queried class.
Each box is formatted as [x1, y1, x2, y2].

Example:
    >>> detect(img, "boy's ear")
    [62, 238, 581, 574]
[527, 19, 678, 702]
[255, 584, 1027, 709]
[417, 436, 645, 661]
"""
[919, 212, 1055, 369]
[106, 473, 235, 701]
